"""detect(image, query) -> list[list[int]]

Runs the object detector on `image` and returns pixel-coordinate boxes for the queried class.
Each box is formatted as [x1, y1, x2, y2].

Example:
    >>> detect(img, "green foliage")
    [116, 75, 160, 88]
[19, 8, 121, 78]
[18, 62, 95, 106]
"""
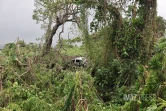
[56, 38, 86, 56]
[0, 52, 7, 65]
[120, 101, 140, 111]
[1, 0, 166, 111]
[2, 43, 16, 56]
[156, 16, 166, 38]
[2, 103, 22, 111]
[143, 38, 166, 95]
[157, 98, 166, 111]
[1, 41, 116, 110]
[94, 59, 139, 102]
[63, 46, 85, 56]
[22, 97, 52, 111]
[116, 19, 142, 59]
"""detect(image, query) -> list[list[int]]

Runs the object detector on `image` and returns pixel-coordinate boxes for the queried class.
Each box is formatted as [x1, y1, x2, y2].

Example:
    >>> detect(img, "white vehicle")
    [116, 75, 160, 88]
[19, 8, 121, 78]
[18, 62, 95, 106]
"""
[71, 57, 87, 67]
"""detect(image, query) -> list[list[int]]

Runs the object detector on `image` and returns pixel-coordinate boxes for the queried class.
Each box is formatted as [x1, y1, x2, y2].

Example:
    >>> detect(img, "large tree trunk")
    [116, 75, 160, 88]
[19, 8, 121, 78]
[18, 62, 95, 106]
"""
[142, 0, 157, 63]
[149, 0, 157, 58]
[45, 22, 62, 51]
[42, 17, 62, 56]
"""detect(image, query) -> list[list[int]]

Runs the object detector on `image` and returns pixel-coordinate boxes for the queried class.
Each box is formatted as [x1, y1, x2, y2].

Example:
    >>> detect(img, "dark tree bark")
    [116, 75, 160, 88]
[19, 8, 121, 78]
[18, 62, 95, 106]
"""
[42, 16, 67, 56]
[41, 4, 79, 56]
[45, 20, 62, 52]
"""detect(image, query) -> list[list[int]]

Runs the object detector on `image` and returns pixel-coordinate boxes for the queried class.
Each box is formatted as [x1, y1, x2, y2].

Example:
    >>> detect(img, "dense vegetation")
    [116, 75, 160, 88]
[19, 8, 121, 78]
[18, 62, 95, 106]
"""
[1, 0, 166, 111]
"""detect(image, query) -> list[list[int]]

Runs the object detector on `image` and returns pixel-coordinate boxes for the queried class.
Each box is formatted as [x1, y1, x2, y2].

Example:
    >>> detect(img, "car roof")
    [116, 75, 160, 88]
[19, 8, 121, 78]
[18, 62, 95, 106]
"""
[74, 57, 85, 60]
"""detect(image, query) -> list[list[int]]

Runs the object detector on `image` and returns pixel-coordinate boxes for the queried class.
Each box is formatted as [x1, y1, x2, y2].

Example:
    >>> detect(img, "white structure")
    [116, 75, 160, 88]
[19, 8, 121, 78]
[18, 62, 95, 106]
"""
[71, 57, 87, 67]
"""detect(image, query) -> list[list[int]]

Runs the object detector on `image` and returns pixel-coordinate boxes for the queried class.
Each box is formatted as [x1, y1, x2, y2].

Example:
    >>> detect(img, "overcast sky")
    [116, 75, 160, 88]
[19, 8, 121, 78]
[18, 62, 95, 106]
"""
[0, 0, 166, 45]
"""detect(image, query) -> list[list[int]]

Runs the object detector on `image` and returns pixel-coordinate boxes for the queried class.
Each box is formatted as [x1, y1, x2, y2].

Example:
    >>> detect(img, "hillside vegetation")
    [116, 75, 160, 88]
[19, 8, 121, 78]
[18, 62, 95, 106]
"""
[1, 0, 166, 111]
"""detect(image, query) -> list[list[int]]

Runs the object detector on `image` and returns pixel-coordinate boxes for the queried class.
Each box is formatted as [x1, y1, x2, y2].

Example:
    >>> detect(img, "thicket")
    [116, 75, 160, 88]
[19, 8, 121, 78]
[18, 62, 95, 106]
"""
[1, 0, 166, 111]
[1, 38, 166, 110]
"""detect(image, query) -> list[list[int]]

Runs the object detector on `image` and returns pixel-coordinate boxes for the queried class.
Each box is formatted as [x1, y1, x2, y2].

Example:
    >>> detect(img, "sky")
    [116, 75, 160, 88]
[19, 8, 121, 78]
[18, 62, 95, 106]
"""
[0, 0, 44, 44]
[0, 0, 166, 45]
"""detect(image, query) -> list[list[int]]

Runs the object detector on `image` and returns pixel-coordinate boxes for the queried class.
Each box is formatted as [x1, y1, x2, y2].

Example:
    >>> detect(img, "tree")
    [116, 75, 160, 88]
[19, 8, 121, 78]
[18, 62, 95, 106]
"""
[33, 0, 159, 103]
[156, 16, 166, 38]
[33, 0, 79, 55]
